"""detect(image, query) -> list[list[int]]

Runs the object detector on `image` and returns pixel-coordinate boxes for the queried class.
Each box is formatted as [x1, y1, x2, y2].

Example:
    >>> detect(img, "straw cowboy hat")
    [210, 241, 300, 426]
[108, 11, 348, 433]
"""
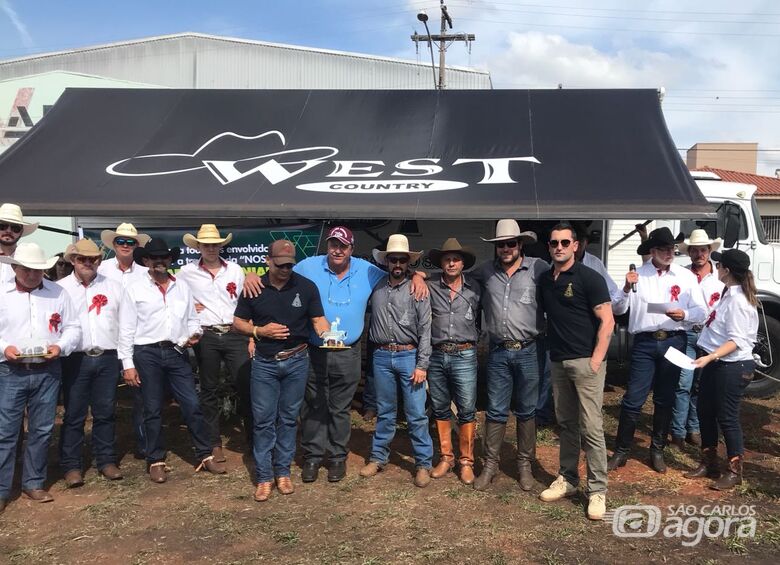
[677, 229, 722, 254]
[637, 227, 684, 255]
[481, 219, 537, 244]
[64, 239, 103, 263]
[372, 234, 422, 264]
[183, 224, 233, 248]
[428, 238, 476, 270]
[0, 203, 38, 236]
[0, 242, 58, 270]
[133, 237, 181, 266]
[100, 223, 151, 249]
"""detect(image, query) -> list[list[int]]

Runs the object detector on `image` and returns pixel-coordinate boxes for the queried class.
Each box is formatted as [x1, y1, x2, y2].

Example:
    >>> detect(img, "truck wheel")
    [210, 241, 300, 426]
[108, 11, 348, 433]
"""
[749, 314, 780, 398]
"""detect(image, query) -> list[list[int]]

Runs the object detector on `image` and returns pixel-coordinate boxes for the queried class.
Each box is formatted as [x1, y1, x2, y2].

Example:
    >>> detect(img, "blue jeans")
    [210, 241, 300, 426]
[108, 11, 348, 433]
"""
[0, 362, 61, 498]
[622, 333, 685, 416]
[536, 338, 554, 425]
[133, 346, 211, 464]
[485, 342, 540, 423]
[370, 349, 433, 468]
[698, 360, 755, 458]
[362, 342, 377, 413]
[250, 349, 310, 483]
[671, 330, 700, 438]
[427, 348, 477, 424]
[59, 353, 119, 472]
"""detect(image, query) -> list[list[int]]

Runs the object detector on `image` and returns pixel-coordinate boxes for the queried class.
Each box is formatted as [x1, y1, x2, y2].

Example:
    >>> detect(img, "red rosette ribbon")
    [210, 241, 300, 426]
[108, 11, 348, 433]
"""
[49, 312, 62, 333]
[89, 294, 108, 315]
[705, 310, 717, 328]
[708, 292, 721, 307]
[670, 285, 681, 302]
[226, 282, 237, 299]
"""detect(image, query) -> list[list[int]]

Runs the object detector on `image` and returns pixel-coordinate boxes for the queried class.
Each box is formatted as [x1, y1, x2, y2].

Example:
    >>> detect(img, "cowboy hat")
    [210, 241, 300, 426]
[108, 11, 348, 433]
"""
[0, 242, 57, 270]
[637, 227, 684, 256]
[372, 234, 422, 264]
[481, 219, 537, 244]
[183, 224, 233, 248]
[64, 239, 103, 263]
[428, 238, 476, 270]
[0, 203, 38, 236]
[100, 223, 151, 249]
[133, 237, 181, 266]
[677, 229, 722, 254]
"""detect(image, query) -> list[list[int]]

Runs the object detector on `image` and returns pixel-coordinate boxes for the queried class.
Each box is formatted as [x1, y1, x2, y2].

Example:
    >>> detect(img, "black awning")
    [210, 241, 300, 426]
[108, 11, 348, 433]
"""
[0, 88, 709, 219]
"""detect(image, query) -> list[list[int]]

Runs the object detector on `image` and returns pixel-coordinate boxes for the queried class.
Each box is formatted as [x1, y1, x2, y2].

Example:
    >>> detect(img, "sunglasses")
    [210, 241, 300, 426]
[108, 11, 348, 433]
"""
[275, 263, 295, 270]
[74, 256, 99, 264]
[114, 238, 138, 247]
[495, 240, 518, 249]
[548, 239, 572, 248]
[387, 256, 409, 264]
[0, 223, 23, 234]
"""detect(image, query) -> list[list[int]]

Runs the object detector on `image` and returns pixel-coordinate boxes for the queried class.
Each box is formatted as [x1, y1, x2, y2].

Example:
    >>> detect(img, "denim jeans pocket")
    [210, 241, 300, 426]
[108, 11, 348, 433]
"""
[0, 362, 10, 377]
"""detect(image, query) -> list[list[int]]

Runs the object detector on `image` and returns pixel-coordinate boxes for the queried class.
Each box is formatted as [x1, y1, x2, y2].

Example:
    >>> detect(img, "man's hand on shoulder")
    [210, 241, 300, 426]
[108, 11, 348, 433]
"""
[243, 273, 265, 298]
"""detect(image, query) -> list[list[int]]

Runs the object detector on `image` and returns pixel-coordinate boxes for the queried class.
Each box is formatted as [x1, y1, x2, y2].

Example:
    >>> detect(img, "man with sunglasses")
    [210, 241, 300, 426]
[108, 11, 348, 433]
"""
[58, 239, 124, 487]
[610, 227, 706, 473]
[472, 219, 548, 492]
[538, 223, 614, 520]
[0, 203, 39, 283]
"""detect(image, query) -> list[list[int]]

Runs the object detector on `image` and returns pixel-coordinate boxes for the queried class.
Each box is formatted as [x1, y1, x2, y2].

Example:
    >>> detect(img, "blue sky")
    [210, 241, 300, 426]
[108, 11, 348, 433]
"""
[2, 0, 779, 173]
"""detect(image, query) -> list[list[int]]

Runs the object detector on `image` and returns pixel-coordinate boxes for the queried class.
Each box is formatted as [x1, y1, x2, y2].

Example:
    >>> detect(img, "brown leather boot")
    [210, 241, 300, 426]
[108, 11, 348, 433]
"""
[458, 422, 476, 485]
[683, 447, 721, 479]
[516, 419, 536, 491]
[473, 421, 506, 491]
[711, 455, 743, 490]
[431, 419, 455, 479]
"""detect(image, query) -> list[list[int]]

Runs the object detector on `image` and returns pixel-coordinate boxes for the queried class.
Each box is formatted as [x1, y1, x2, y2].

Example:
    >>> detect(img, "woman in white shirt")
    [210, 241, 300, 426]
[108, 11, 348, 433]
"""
[685, 249, 758, 490]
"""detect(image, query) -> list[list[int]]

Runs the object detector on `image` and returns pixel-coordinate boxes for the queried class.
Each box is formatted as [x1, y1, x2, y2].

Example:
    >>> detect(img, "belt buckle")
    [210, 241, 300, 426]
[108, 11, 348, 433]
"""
[504, 341, 522, 351]
[212, 325, 231, 335]
[85, 347, 104, 357]
[439, 343, 458, 354]
[653, 330, 668, 341]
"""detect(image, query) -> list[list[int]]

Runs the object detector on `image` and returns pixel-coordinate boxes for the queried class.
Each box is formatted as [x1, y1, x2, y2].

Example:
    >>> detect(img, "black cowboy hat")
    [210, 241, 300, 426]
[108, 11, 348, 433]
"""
[637, 227, 684, 256]
[428, 238, 476, 270]
[133, 237, 181, 266]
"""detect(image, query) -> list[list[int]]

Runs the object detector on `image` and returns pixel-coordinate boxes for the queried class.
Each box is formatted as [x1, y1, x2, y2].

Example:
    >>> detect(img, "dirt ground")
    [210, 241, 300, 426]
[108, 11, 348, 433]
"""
[0, 371, 778, 565]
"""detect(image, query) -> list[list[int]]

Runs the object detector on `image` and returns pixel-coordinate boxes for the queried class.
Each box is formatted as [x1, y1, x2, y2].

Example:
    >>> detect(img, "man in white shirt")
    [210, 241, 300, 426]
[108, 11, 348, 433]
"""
[178, 225, 251, 463]
[610, 228, 707, 473]
[0, 203, 39, 283]
[58, 239, 124, 488]
[97, 222, 150, 459]
[0, 243, 80, 511]
[118, 238, 226, 483]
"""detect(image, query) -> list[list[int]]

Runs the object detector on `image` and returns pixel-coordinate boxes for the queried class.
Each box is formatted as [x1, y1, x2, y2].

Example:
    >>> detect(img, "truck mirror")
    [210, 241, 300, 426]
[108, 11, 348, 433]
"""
[722, 201, 743, 248]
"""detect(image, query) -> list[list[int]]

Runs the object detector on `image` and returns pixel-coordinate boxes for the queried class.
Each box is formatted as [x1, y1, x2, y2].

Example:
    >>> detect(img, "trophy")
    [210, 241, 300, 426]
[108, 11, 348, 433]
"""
[319, 317, 349, 349]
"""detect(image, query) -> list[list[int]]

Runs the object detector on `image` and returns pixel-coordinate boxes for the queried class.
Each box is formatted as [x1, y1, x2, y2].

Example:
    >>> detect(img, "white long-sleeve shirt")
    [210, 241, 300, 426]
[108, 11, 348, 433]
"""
[98, 258, 149, 289]
[59, 272, 122, 351]
[118, 274, 201, 370]
[582, 251, 621, 304]
[686, 262, 726, 317]
[613, 262, 707, 334]
[697, 285, 758, 362]
[177, 259, 244, 326]
[0, 278, 81, 362]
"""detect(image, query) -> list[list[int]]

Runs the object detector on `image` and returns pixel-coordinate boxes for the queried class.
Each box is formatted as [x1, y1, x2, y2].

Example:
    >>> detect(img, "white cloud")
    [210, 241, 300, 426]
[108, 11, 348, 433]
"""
[0, 0, 34, 49]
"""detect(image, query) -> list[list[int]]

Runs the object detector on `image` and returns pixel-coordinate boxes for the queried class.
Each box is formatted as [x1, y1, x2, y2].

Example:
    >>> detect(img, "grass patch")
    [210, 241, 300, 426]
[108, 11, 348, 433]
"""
[273, 530, 300, 546]
[536, 427, 559, 447]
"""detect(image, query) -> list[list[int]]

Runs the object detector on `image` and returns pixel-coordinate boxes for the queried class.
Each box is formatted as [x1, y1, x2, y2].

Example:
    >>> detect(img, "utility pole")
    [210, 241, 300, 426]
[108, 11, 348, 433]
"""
[411, 1, 475, 90]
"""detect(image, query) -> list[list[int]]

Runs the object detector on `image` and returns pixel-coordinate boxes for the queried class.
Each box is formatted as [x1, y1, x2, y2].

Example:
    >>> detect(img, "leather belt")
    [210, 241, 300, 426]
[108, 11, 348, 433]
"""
[639, 330, 686, 341]
[691, 325, 704, 333]
[433, 342, 475, 354]
[378, 343, 416, 352]
[137, 341, 177, 349]
[274, 343, 308, 361]
[80, 348, 117, 358]
[202, 324, 232, 335]
[499, 338, 536, 351]
[14, 359, 53, 371]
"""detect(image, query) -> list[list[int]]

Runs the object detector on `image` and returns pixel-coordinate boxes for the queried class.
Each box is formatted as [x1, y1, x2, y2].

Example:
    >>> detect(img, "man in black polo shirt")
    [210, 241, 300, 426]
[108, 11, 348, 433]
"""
[538, 223, 614, 521]
[233, 240, 329, 502]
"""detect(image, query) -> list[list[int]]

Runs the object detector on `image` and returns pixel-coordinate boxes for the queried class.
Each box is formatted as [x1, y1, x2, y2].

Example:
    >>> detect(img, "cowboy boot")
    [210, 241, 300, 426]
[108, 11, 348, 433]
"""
[683, 447, 721, 479]
[473, 421, 506, 491]
[516, 419, 536, 491]
[649, 408, 672, 474]
[431, 419, 455, 479]
[711, 455, 743, 490]
[458, 422, 476, 485]
[607, 411, 637, 471]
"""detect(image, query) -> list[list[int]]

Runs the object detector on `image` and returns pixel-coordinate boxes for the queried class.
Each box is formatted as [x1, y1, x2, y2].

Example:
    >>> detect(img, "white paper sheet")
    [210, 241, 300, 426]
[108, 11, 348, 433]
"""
[647, 302, 677, 314]
[664, 347, 696, 369]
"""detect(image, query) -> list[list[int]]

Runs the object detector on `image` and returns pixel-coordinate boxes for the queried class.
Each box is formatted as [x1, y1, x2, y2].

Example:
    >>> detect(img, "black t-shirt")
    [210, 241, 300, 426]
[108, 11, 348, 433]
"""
[538, 261, 610, 362]
[234, 272, 324, 357]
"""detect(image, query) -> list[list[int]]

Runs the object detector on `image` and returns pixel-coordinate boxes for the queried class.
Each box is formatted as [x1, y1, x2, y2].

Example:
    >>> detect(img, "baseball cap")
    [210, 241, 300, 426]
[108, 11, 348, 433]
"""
[269, 239, 297, 264]
[711, 249, 750, 273]
[326, 226, 354, 246]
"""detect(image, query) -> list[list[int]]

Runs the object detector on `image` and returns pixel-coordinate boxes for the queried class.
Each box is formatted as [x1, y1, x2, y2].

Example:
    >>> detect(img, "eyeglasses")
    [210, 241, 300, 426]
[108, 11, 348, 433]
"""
[114, 238, 138, 247]
[275, 263, 294, 270]
[74, 256, 98, 264]
[548, 239, 572, 248]
[495, 240, 518, 249]
[328, 277, 351, 306]
[0, 223, 23, 234]
[56, 261, 69, 268]
[716, 262, 723, 269]
[387, 255, 409, 264]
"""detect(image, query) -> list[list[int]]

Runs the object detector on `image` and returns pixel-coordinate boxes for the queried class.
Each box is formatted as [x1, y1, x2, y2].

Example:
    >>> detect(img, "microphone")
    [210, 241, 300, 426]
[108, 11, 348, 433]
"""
[629, 263, 637, 293]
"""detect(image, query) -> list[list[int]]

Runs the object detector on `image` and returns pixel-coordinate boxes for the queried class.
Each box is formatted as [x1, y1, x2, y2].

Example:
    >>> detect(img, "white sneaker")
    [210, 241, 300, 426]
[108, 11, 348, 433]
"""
[539, 475, 578, 502]
[587, 492, 606, 520]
